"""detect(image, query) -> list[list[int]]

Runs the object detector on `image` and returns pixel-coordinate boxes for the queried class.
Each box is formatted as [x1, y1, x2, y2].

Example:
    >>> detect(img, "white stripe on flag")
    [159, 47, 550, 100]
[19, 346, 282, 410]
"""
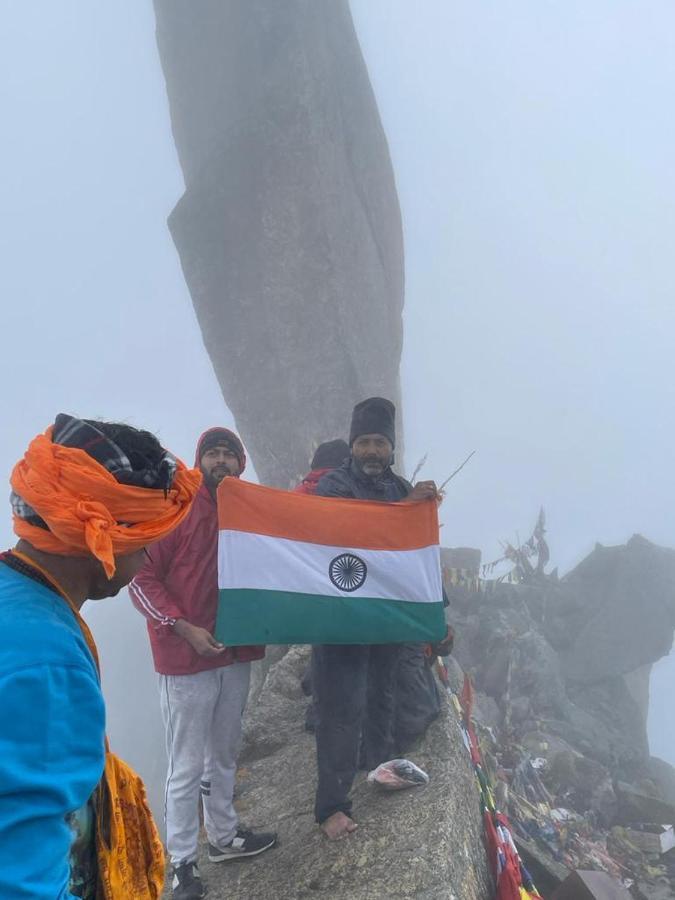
[218, 531, 442, 604]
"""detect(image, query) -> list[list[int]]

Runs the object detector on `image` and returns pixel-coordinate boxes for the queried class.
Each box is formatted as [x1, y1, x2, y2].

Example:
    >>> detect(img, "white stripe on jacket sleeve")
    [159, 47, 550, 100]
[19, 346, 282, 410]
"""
[129, 580, 176, 626]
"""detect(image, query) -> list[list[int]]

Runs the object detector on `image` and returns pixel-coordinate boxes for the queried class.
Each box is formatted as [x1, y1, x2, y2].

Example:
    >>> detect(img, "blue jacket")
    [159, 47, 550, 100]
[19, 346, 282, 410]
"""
[0, 563, 105, 899]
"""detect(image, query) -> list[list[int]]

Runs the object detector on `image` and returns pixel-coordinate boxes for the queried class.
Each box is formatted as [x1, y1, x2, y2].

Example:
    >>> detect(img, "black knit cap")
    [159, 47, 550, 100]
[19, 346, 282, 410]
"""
[311, 439, 349, 470]
[349, 397, 396, 448]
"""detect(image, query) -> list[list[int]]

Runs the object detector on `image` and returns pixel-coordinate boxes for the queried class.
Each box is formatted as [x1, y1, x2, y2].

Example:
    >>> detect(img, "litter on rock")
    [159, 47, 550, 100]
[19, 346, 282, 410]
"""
[367, 759, 430, 791]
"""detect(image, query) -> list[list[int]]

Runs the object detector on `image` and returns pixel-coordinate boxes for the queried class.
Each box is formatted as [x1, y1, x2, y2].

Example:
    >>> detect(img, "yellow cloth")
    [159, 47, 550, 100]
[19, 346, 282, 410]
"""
[96, 752, 164, 899]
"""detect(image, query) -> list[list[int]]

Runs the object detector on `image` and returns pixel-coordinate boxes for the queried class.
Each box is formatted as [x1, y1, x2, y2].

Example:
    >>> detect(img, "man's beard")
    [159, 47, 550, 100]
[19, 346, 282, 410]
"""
[354, 457, 387, 478]
[205, 467, 231, 488]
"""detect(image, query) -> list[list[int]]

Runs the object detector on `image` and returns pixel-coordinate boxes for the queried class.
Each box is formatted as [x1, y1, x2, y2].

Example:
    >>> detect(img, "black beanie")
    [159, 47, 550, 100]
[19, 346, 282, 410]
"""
[311, 439, 349, 470]
[349, 397, 396, 448]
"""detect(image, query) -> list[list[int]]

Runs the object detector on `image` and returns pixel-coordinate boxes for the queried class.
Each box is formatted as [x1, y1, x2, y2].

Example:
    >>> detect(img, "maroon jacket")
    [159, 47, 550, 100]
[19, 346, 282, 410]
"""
[130, 428, 264, 675]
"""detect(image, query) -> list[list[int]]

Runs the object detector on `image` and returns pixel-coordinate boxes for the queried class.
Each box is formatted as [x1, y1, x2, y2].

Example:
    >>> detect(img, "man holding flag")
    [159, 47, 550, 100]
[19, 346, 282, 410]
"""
[212, 399, 445, 842]
[313, 397, 440, 840]
[130, 427, 276, 900]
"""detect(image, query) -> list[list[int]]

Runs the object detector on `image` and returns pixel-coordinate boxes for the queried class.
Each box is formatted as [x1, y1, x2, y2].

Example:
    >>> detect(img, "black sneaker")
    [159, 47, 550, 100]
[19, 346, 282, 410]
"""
[171, 861, 206, 899]
[208, 828, 277, 862]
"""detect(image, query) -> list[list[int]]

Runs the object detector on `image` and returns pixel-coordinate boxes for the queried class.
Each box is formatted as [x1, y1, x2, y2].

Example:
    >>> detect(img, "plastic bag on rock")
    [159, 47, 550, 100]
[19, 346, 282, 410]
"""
[367, 758, 429, 791]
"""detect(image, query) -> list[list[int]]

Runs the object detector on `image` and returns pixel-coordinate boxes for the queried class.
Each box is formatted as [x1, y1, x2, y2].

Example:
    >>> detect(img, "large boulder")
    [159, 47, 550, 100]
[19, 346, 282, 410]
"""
[170, 647, 492, 899]
[153, 0, 405, 486]
[554, 536, 675, 684]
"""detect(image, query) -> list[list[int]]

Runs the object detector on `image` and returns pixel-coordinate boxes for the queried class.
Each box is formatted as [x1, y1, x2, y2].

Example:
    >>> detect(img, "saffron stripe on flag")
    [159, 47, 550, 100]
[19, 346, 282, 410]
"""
[217, 478, 439, 551]
[215, 588, 447, 646]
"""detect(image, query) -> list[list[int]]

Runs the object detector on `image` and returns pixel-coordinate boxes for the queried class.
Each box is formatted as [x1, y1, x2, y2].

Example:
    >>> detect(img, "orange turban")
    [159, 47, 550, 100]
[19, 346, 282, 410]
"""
[11, 425, 202, 578]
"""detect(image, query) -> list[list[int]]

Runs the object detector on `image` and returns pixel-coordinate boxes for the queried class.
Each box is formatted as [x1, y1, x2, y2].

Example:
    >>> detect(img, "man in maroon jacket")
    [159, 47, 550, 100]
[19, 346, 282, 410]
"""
[130, 427, 276, 900]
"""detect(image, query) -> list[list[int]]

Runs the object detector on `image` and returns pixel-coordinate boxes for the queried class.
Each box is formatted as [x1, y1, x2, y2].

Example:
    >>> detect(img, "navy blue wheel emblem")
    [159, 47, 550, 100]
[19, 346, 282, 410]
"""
[329, 553, 368, 592]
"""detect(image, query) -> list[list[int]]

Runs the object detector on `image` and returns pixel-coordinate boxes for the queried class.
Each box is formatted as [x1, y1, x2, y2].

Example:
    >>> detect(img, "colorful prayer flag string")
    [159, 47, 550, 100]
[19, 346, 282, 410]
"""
[455, 675, 545, 900]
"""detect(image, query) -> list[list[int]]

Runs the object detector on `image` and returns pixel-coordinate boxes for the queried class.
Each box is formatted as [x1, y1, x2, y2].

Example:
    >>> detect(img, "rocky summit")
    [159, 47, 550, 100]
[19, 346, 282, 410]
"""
[163, 646, 492, 900]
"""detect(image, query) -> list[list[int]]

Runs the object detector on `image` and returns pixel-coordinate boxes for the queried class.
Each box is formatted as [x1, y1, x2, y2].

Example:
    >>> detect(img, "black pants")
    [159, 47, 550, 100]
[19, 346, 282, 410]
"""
[312, 643, 401, 823]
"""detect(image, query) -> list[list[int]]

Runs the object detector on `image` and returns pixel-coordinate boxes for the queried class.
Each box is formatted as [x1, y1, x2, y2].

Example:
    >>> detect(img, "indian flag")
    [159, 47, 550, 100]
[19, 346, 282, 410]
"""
[215, 478, 446, 645]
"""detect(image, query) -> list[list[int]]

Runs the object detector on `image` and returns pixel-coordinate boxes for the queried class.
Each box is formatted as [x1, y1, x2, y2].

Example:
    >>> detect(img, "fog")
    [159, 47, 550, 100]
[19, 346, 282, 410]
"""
[1, 0, 673, 816]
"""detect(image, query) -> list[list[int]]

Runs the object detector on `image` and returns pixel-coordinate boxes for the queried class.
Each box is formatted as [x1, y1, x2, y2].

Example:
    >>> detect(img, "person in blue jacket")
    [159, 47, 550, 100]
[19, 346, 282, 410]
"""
[0, 414, 199, 898]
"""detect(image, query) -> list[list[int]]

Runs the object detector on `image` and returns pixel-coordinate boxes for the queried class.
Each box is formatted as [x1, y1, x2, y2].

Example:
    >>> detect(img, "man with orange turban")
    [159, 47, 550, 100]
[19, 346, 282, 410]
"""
[0, 413, 201, 899]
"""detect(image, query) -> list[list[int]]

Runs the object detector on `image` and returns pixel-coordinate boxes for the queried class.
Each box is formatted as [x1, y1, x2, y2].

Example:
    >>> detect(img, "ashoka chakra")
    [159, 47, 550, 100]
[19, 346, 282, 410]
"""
[328, 553, 368, 592]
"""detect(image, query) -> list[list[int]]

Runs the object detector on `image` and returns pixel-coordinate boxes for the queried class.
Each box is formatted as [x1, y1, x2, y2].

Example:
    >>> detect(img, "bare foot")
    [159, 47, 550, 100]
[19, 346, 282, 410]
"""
[320, 812, 359, 841]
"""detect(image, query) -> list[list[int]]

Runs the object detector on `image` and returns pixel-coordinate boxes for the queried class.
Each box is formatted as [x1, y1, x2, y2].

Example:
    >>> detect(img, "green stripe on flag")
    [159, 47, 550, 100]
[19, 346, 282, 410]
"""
[215, 588, 446, 646]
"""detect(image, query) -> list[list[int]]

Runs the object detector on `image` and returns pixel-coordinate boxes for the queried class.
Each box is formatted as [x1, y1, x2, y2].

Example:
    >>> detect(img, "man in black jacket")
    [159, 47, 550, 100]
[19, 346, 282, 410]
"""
[313, 397, 439, 839]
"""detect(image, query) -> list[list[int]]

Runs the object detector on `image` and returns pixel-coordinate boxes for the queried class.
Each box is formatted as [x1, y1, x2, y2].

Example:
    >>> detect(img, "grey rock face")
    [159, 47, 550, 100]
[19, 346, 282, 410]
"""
[554, 535, 675, 683]
[153, 0, 404, 486]
[168, 647, 492, 900]
[452, 537, 675, 772]
[648, 756, 675, 806]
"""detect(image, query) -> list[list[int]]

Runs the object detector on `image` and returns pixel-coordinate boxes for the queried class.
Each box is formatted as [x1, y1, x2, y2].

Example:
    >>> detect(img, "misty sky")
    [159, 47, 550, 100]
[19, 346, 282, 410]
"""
[1, 1, 673, 777]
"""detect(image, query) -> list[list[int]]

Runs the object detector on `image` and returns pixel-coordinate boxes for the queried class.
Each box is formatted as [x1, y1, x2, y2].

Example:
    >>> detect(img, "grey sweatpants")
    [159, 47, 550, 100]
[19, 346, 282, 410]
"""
[159, 663, 251, 865]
